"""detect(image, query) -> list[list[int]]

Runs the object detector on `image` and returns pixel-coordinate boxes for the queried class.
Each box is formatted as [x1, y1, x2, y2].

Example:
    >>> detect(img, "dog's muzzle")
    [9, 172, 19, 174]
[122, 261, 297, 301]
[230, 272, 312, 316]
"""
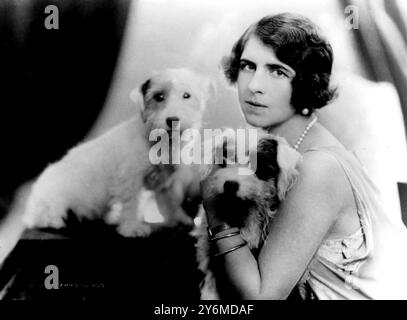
[166, 116, 180, 129]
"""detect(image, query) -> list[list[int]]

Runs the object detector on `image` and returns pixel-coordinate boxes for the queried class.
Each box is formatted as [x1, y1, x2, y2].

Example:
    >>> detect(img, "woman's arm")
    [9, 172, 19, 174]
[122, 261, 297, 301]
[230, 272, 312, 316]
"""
[206, 151, 348, 299]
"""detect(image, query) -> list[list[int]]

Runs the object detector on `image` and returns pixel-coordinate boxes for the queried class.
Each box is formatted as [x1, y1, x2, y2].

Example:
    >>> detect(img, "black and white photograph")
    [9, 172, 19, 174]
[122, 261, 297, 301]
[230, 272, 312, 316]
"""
[0, 0, 407, 309]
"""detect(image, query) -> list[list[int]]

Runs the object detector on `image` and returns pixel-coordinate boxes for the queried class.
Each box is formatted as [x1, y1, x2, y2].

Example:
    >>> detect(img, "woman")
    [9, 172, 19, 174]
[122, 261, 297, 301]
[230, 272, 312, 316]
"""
[203, 13, 407, 300]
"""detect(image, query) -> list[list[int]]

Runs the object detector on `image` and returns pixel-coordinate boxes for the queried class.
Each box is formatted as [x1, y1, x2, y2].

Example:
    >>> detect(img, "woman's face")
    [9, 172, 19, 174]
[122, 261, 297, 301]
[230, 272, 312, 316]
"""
[237, 36, 296, 129]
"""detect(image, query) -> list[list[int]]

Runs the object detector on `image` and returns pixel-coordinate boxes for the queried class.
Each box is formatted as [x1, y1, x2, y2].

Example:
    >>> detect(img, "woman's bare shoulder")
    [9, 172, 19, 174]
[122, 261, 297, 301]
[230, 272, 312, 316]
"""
[297, 149, 346, 188]
[279, 148, 350, 220]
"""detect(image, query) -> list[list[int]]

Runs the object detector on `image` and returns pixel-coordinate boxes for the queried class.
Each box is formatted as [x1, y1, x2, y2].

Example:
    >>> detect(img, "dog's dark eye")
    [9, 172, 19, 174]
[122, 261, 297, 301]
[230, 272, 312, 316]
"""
[153, 93, 165, 102]
[183, 92, 191, 99]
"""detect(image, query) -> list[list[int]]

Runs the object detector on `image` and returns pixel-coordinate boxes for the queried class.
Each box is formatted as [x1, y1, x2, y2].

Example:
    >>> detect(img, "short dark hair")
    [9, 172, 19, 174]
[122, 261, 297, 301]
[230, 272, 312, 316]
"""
[222, 13, 337, 114]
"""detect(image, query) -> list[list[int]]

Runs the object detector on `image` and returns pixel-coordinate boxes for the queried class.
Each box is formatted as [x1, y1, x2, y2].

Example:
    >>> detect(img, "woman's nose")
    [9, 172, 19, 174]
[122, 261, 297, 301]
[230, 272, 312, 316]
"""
[248, 70, 265, 94]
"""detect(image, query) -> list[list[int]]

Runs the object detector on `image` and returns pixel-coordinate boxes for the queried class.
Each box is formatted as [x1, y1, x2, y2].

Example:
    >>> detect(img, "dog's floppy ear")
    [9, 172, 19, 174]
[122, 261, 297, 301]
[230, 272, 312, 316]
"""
[140, 78, 152, 97]
[255, 137, 280, 181]
[129, 78, 151, 111]
[276, 139, 302, 200]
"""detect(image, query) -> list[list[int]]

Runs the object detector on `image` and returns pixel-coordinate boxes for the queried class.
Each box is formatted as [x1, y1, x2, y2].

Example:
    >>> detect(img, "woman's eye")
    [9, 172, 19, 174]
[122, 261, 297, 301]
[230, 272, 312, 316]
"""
[153, 93, 165, 102]
[271, 69, 286, 78]
[239, 61, 255, 72]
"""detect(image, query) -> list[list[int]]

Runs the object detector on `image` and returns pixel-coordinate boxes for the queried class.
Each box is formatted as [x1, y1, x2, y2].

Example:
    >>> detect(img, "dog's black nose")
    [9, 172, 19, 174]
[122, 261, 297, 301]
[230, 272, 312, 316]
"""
[223, 180, 239, 194]
[166, 116, 180, 128]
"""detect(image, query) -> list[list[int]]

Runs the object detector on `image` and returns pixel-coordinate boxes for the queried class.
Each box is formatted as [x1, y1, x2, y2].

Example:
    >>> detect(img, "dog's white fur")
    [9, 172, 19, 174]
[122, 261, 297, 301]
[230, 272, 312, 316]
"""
[139, 68, 215, 226]
[193, 131, 302, 299]
[23, 68, 213, 237]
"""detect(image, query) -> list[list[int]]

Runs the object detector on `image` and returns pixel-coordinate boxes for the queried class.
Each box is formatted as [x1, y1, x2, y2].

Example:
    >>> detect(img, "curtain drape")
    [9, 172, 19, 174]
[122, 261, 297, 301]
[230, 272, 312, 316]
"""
[0, 0, 131, 218]
[340, 0, 407, 138]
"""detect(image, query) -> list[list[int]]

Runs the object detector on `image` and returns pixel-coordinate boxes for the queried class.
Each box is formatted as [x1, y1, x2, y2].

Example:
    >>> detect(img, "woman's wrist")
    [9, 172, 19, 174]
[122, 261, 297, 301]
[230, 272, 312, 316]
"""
[204, 208, 247, 256]
[207, 223, 245, 255]
[214, 232, 245, 251]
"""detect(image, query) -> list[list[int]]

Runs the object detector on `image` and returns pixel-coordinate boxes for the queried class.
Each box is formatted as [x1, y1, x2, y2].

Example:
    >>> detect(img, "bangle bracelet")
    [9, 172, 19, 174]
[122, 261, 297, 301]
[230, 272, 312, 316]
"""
[213, 241, 247, 258]
[209, 231, 240, 242]
[207, 223, 232, 238]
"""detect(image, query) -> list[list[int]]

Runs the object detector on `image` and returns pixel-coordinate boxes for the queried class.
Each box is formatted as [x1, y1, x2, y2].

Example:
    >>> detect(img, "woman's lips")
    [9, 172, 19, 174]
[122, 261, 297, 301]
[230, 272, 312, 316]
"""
[245, 100, 267, 108]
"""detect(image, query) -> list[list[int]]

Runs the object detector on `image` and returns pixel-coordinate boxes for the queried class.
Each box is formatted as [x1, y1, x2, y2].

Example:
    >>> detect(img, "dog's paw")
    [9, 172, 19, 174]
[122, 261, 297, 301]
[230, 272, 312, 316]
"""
[105, 202, 124, 225]
[117, 221, 152, 238]
[23, 200, 67, 229]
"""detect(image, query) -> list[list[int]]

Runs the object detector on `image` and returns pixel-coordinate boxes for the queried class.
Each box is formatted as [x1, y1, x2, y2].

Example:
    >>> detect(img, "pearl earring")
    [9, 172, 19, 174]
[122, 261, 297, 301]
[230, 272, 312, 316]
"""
[301, 108, 310, 116]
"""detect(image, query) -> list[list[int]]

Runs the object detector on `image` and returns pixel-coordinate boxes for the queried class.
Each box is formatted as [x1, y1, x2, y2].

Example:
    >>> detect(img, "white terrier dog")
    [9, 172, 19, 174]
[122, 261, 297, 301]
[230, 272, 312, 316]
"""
[23, 68, 213, 237]
[193, 131, 302, 299]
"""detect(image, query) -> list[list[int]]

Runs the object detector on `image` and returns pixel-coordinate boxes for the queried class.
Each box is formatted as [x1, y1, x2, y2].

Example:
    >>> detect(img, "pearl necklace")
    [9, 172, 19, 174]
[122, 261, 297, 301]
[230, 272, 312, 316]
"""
[293, 116, 318, 151]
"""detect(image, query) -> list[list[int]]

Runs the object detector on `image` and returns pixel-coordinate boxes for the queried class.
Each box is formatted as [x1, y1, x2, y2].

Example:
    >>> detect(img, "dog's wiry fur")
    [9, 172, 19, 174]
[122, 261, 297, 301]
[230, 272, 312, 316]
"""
[140, 68, 215, 226]
[193, 131, 302, 299]
[23, 68, 213, 237]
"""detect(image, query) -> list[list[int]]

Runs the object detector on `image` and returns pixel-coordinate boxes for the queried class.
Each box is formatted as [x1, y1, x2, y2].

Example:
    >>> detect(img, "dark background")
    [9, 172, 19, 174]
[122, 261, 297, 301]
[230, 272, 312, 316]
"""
[0, 224, 202, 300]
[0, 0, 128, 217]
[0, 0, 203, 300]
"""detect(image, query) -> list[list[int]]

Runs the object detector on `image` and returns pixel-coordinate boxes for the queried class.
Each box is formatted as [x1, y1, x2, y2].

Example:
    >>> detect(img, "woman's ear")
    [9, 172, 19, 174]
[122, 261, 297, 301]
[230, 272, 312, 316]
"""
[276, 140, 302, 200]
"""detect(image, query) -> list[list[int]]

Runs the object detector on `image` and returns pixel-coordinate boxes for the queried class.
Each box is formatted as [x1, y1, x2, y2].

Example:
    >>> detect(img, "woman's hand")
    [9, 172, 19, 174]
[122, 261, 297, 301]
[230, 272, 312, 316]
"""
[202, 196, 226, 228]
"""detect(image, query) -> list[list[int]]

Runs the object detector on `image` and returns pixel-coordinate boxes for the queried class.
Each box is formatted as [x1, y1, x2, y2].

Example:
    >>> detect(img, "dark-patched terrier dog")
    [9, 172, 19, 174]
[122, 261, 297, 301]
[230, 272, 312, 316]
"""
[193, 131, 302, 299]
